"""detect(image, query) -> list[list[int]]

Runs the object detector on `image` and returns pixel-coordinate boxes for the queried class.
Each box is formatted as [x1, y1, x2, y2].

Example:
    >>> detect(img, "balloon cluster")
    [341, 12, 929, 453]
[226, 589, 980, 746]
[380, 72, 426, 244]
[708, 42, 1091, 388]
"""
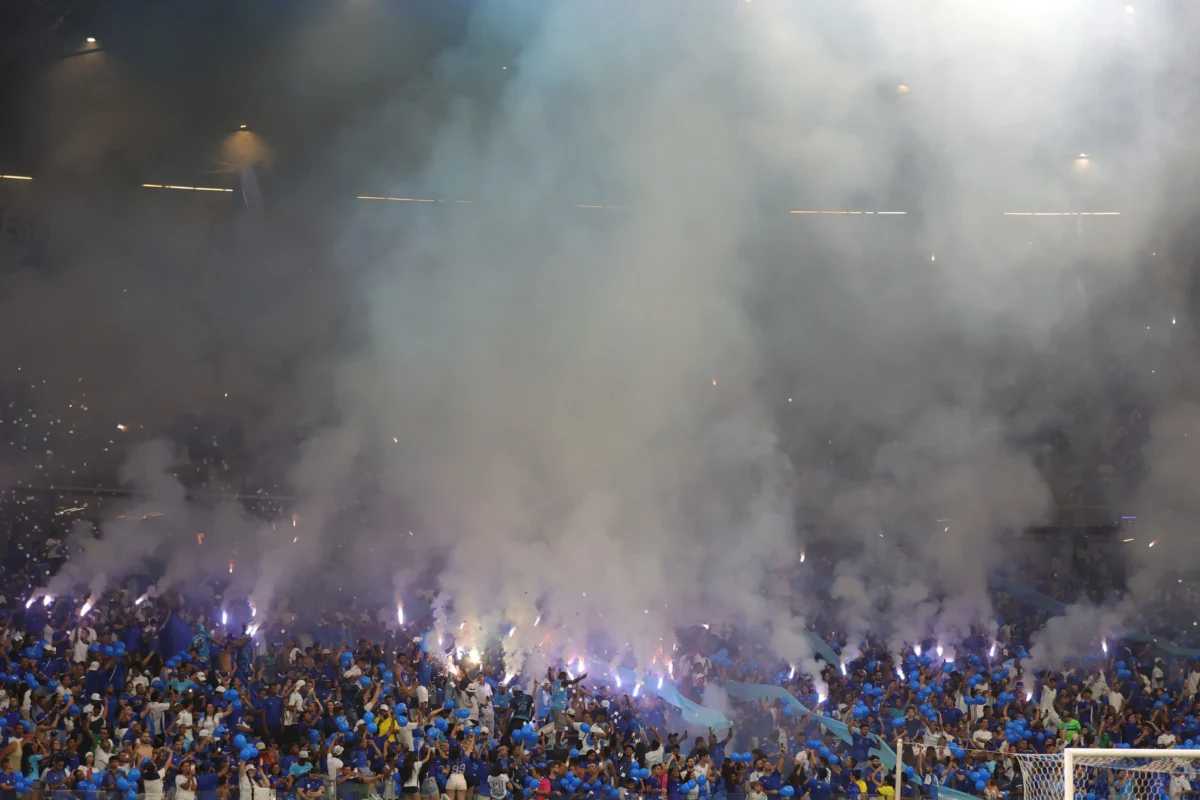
[1003, 718, 1037, 744]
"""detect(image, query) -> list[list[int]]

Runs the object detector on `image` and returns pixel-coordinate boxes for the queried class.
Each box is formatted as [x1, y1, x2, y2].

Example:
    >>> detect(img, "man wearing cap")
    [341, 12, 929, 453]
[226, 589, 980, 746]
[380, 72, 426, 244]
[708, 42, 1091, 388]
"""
[328, 744, 345, 790]
[240, 758, 270, 800]
[285, 679, 307, 748]
[506, 685, 535, 739]
[175, 758, 198, 800]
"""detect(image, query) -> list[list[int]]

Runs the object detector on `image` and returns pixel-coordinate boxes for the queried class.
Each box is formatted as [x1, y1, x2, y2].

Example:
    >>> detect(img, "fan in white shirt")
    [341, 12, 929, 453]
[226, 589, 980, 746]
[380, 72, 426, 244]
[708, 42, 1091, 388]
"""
[285, 682, 306, 727]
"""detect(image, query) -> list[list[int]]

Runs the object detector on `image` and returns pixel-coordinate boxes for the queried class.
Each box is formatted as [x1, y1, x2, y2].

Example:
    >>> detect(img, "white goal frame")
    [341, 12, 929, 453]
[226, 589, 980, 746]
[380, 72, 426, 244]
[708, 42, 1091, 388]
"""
[1064, 748, 1200, 800]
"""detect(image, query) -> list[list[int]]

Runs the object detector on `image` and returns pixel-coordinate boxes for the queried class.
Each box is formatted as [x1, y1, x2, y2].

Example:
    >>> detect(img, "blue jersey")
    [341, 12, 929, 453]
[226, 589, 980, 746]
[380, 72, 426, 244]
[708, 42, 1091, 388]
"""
[549, 681, 567, 712]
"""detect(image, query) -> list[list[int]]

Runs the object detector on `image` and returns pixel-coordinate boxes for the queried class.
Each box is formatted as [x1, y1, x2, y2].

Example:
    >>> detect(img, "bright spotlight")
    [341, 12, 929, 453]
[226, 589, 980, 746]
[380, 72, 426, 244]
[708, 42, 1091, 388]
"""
[1125, 5, 1135, 13]
[239, 124, 248, 130]
[86, 37, 96, 43]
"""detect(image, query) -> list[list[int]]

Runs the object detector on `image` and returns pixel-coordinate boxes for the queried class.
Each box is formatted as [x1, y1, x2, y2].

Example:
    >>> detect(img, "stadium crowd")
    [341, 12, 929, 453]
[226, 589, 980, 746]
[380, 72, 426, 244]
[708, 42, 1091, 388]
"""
[0, 563, 1189, 800]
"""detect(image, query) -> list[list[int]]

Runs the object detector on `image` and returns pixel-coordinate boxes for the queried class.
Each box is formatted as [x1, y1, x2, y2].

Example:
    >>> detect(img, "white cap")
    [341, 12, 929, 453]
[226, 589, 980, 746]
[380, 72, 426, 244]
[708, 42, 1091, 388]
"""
[379, 704, 388, 711]
[88, 662, 100, 672]
[294, 680, 306, 690]
[91, 693, 101, 701]
[332, 746, 344, 756]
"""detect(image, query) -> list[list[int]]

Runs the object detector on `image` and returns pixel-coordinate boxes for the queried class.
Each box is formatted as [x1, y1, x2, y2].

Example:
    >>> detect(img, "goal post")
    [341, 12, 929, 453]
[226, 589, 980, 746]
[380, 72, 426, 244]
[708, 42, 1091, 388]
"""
[1059, 748, 1200, 800]
[892, 740, 1200, 800]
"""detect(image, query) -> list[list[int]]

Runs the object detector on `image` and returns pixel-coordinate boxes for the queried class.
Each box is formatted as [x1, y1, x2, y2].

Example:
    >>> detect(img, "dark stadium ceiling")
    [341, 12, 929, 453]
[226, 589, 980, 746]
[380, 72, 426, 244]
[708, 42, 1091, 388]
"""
[0, 0, 1196, 197]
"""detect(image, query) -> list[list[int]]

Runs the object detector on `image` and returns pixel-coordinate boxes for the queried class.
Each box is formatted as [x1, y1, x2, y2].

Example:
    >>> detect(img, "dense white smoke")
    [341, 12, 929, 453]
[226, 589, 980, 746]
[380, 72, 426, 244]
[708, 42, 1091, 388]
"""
[5, 0, 1198, 677]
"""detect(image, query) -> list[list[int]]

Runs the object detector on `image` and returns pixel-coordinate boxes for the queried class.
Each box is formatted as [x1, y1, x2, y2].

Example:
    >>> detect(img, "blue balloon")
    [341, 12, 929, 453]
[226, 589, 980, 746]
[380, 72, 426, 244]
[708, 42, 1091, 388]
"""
[444, 700, 455, 710]
[781, 788, 795, 798]
[337, 720, 350, 733]
[128, 770, 141, 782]
[397, 716, 409, 727]
[975, 781, 986, 791]
[234, 734, 247, 748]
[819, 747, 830, 757]
[359, 676, 371, 688]
[367, 723, 379, 735]
[570, 749, 580, 759]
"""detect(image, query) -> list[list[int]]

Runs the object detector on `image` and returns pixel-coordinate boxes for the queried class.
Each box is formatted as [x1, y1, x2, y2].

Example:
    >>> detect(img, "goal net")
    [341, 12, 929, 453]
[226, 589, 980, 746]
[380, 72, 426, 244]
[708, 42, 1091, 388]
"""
[1016, 748, 1200, 800]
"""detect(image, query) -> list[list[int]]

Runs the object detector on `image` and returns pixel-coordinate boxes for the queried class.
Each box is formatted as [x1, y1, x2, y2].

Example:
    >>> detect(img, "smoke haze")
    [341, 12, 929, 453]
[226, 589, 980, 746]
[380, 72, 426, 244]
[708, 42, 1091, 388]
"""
[4, 0, 1200, 673]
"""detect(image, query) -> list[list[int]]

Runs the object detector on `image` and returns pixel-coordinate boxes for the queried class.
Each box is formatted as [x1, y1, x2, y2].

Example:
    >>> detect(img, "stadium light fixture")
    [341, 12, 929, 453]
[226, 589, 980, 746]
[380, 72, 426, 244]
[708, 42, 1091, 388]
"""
[86, 37, 96, 43]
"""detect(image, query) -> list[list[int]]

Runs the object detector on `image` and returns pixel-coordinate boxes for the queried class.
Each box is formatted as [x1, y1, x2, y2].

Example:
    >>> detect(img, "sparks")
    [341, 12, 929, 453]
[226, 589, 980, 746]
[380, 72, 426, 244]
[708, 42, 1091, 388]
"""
[657, 675, 664, 689]
[576, 657, 585, 674]
[437, 632, 444, 646]
[936, 644, 943, 657]
[701, 623, 710, 630]
[229, 560, 234, 574]
[42, 594, 53, 607]
[197, 533, 204, 545]
[1149, 540, 1158, 548]
[293, 536, 298, 543]
[914, 644, 922, 657]
[247, 623, 260, 637]
[397, 604, 405, 625]
[841, 663, 848, 676]
[250, 603, 257, 618]
[788, 665, 796, 680]
[80, 597, 94, 617]
[135, 594, 147, 606]
[508, 625, 517, 638]
[817, 691, 826, 705]
[292, 514, 298, 527]
[222, 610, 228, 625]
[534, 614, 541, 627]
[468, 648, 481, 664]
[799, 551, 806, 564]
[711, 379, 717, 386]
[633, 682, 642, 697]
[392, 436, 398, 443]
[616, 674, 622, 688]
[1102, 639, 1108, 654]
[1026, 691, 1033, 702]
[502, 672, 515, 686]
[24, 597, 34, 610]
[667, 659, 674, 678]
[895, 665, 903, 680]
[116, 424, 127, 431]
[989, 643, 996, 658]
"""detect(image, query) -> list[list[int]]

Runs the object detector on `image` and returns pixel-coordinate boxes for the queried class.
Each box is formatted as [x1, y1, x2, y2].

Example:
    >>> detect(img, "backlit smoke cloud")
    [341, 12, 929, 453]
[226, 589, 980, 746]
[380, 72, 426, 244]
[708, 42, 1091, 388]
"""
[3, 0, 1195, 676]
[284, 0, 1173, 674]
